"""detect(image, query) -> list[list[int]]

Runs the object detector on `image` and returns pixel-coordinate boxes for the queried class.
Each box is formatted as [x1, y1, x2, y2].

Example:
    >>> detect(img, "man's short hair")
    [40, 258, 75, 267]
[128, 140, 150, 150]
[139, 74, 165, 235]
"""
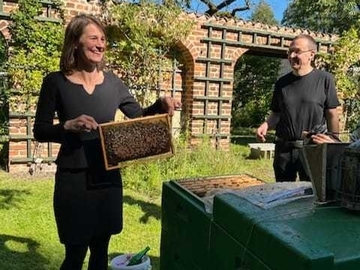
[293, 34, 317, 51]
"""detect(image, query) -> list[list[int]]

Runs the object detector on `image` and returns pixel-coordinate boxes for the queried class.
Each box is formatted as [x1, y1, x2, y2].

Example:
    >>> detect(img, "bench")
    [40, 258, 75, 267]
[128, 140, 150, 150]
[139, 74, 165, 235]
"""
[248, 143, 275, 159]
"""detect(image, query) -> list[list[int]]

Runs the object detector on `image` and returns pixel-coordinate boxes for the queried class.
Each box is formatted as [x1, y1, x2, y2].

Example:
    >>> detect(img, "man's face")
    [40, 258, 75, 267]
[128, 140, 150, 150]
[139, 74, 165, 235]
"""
[287, 38, 315, 72]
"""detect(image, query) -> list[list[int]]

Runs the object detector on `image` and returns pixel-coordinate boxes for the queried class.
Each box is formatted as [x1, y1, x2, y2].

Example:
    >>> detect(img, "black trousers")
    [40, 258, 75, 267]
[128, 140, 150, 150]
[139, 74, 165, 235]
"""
[60, 234, 111, 270]
[273, 142, 310, 182]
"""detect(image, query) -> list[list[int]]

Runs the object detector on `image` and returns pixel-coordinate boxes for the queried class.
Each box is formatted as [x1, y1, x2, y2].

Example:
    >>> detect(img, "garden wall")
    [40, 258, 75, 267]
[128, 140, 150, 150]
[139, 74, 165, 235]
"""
[0, 0, 338, 173]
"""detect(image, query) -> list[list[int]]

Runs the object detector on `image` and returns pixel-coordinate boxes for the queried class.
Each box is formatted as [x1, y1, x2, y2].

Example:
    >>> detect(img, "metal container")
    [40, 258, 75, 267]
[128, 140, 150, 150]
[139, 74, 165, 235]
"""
[302, 143, 349, 202]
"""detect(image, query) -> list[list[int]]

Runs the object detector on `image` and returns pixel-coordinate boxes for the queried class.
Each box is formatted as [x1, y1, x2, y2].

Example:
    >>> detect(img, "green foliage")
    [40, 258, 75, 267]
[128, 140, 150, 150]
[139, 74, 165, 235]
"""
[104, 1, 193, 105]
[231, 2, 281, 129]
[6, 0, 64, 112]
[320, 28, 360, 130]
[282, 0, 360, 34]
[0, 35, 6, 71]
[232, 54, 281, 128]
[0, 35, 9, 167]
[0, 74, 9, 169]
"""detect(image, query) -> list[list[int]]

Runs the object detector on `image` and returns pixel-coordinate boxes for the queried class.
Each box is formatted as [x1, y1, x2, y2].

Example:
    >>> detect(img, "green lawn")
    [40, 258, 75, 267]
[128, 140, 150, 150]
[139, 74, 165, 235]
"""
[0, 175, 165, 270]
[0, 141, 274, 270]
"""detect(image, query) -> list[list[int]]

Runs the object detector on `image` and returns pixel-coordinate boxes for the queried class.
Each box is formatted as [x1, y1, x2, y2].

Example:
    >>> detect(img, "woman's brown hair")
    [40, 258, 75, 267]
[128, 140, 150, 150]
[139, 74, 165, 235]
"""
[60, 14, 106, 74]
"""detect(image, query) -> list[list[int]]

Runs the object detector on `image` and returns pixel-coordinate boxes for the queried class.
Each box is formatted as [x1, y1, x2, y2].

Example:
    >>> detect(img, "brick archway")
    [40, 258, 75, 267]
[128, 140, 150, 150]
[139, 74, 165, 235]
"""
[180, 14, 337, 149]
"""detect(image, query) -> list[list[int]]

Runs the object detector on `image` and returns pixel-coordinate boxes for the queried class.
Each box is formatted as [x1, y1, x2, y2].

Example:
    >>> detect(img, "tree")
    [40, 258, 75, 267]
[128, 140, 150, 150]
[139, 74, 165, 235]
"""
[201, 0, 250, 16]
[321, 28, 360, 130]
[251, 0, 277, 25]
[164, 0, 254, 17]
[232, 1, 281, 128]
[282, 0, 360, 34]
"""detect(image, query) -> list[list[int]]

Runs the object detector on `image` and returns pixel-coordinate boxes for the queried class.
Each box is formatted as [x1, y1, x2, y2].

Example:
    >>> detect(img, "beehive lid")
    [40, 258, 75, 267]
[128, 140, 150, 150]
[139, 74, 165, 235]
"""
[99, 114, 174, 170]
[213, 192, 360, 270]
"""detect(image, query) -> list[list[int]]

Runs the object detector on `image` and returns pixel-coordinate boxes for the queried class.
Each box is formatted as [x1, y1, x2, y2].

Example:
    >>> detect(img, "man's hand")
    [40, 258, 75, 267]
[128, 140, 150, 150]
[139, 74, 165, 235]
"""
[256, 122, 268, 142]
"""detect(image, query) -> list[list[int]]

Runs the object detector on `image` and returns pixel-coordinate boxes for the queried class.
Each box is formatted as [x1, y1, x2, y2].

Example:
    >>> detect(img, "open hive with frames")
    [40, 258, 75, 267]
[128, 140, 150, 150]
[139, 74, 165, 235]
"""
[99, 114, 174, 170]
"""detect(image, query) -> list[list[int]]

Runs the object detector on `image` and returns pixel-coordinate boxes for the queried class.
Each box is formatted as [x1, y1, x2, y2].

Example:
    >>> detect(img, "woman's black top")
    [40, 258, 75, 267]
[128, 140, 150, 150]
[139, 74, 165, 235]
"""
[33, 71, 164, 169]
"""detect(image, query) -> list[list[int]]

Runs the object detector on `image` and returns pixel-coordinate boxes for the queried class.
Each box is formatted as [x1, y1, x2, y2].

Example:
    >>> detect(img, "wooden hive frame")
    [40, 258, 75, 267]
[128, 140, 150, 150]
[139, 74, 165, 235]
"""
[175, 174, 265, 197]
[99, 114, 174, 170]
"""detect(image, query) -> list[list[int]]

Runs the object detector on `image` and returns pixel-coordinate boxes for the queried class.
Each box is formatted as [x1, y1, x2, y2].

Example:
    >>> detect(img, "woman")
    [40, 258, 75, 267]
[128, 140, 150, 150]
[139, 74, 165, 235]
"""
[33, 14, 181, 270]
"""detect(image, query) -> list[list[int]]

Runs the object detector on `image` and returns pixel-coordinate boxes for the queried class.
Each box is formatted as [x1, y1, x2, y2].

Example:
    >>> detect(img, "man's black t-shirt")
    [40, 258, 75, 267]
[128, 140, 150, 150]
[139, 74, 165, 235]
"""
[270, 69, 340, 141]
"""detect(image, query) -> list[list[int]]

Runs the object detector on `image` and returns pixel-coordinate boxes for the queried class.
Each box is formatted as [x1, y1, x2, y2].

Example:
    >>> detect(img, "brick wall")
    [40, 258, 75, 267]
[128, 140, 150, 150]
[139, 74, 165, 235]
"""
[0, 1, 339, 173]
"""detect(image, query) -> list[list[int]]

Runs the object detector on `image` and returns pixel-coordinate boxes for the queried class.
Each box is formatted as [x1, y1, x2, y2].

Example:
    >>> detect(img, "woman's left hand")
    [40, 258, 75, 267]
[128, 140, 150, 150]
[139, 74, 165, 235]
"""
[310, 133, 337, 144]
[160, 97, 182, 116]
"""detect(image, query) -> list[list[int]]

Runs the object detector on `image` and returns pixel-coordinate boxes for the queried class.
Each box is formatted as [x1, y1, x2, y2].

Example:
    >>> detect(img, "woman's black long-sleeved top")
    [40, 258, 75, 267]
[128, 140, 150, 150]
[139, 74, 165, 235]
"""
[33, 71, 164, 169]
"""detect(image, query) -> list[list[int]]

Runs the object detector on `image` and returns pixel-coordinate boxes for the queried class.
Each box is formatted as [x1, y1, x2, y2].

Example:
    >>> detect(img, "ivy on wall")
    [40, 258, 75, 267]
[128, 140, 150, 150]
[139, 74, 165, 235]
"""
[6, 0, 193, 111]
[6, 0, 64, 112]
[103, 0, 194, 106]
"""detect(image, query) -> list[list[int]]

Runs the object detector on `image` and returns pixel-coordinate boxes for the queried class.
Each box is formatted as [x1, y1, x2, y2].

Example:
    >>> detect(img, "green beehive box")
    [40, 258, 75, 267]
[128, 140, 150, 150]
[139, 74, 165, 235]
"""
[213, 193, 360, 270]
[160, 174, 264, 270]
[210, 222, 272, 270]
[160, 180, 212, 270]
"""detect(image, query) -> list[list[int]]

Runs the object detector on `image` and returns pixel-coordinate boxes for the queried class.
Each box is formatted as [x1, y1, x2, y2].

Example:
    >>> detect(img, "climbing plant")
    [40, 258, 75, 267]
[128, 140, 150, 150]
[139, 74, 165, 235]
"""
[319, 28, 360, 130]
[6, 0, 64, 112]
[103, 0, 194, 106]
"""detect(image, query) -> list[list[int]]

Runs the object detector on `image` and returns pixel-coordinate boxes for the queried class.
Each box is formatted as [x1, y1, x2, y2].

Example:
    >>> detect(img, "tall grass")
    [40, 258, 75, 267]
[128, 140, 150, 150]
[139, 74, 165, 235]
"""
[121, 137, 274, 197]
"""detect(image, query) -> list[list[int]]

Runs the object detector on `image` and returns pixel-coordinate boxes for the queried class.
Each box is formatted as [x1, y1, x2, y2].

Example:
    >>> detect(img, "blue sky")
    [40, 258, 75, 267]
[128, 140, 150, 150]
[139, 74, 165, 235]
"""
[191, 0, 290, 23]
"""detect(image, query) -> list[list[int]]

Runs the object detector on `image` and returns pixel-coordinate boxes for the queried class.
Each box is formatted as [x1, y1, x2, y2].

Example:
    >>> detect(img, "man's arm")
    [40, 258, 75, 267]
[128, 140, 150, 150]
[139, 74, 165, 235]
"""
[325, 108, 339, 133]
[256, 112, 280, 142]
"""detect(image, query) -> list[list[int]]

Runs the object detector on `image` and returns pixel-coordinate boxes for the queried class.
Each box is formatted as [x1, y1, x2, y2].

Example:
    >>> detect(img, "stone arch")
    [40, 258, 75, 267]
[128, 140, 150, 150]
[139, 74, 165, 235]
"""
[171, 40, 195, 137]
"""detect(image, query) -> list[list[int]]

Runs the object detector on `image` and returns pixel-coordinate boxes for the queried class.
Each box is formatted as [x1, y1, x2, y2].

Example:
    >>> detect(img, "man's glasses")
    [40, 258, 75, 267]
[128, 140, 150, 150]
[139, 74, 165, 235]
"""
[287, 49, 313, 56]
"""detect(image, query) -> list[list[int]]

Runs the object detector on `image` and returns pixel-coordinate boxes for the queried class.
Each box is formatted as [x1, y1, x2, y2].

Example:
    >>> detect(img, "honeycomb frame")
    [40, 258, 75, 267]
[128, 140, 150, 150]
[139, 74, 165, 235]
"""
[99, 114, 174, 170]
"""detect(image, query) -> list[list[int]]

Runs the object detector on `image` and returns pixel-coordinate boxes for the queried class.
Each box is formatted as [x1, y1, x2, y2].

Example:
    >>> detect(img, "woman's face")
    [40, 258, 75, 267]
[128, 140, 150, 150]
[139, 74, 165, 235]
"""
[77, 23, 106, 65]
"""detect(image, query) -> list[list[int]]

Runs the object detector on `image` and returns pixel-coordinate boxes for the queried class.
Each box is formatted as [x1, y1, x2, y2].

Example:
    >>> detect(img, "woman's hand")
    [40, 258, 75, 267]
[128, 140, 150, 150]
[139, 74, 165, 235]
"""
[160, 97, 182, 116]
[63, 114, 98, 132]
[310, 133, 337, 144]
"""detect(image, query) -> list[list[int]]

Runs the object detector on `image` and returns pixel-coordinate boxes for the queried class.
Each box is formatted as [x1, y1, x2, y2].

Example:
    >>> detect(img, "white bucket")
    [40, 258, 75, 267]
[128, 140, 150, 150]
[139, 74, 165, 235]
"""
[110, 254, 152, 270]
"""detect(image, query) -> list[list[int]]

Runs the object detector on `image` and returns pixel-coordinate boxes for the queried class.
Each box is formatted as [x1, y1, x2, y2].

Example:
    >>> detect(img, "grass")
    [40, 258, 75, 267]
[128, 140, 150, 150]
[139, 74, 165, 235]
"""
[0, 177, 165, 270]
[0, 139, 274, 270]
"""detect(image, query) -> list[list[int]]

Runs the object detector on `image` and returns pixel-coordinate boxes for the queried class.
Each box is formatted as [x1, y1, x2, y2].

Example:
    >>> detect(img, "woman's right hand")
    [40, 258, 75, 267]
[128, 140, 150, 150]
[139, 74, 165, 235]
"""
[63, 114, 98, 132]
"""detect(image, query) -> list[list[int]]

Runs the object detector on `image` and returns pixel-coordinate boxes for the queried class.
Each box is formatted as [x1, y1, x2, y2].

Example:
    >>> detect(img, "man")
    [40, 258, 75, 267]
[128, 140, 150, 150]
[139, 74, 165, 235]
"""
[256, 34, 340, 182]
